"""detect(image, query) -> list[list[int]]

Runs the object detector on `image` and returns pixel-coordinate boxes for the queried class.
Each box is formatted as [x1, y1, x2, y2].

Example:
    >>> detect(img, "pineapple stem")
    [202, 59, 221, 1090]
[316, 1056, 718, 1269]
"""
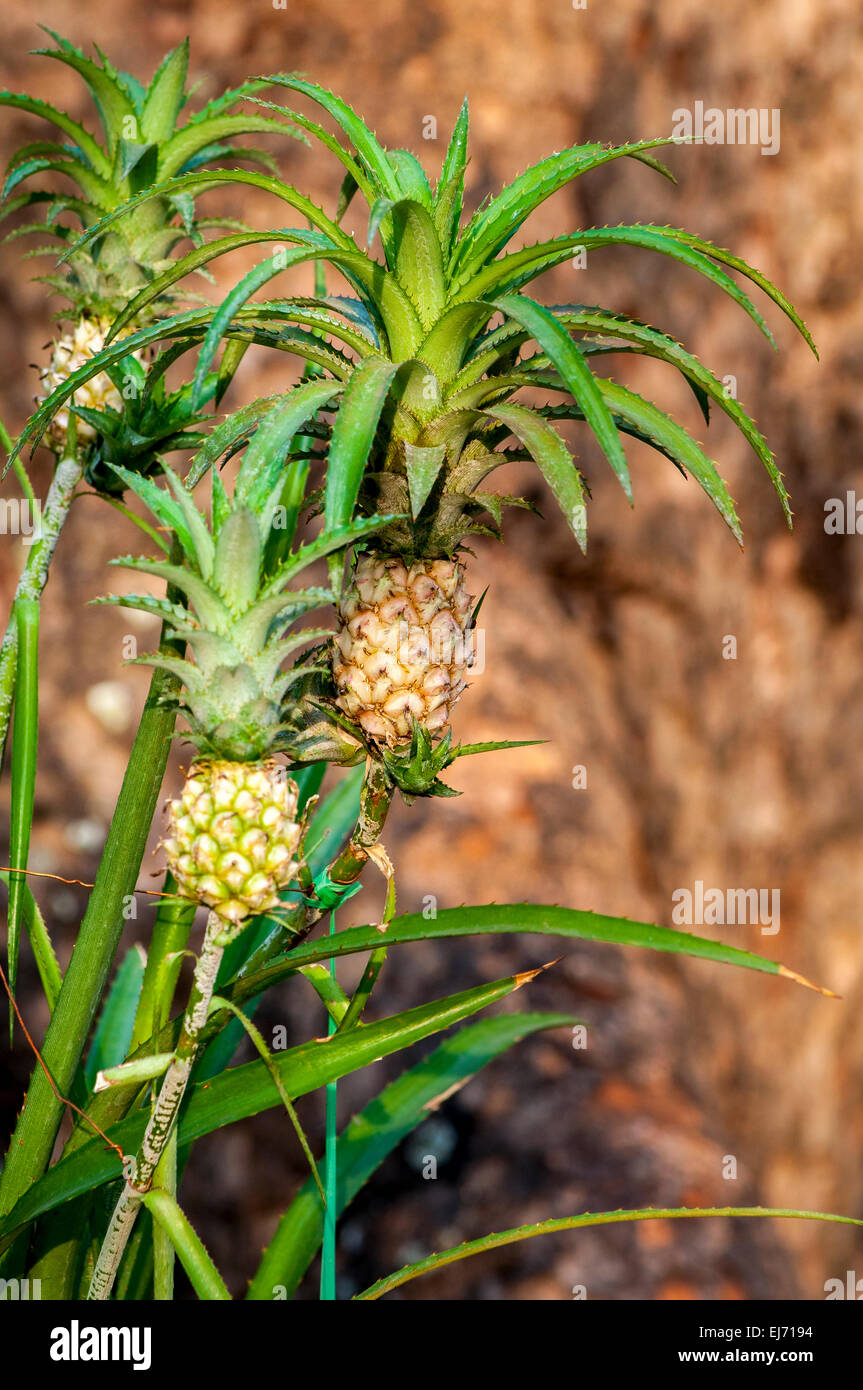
[88, 910, 226, 1301]
[237, 759, 395, 983]
[0, 452, 83, 767]
[152, 1126, 178, 1301]
[130, 873, 197, 1052]
[326, 758, 394, 890]
[0, 613, 184, 1263]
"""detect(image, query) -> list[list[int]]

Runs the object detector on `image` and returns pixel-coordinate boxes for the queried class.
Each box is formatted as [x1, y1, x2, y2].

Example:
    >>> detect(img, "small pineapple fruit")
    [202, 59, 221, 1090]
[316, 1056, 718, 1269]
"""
[98, 455, 344, 929]
[40, 317, 127, 450]
[334, 554, 474, 745]
[163, 759, 301, 924]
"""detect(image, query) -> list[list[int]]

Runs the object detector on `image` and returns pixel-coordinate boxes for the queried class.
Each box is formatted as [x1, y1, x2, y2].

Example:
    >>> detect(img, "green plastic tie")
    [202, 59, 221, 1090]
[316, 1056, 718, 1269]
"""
[313, 869, 363, 911]
[321, 908, 338, 1301]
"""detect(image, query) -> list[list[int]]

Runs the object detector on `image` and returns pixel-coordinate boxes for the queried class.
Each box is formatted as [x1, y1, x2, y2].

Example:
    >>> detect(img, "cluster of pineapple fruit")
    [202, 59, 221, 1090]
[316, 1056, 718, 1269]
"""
[96, 430, 478, 931]
[15, 52, 810, 935]
[5, 45, 484, 935]
[158, 552, 475, 925]
[120, 511, 478, 927]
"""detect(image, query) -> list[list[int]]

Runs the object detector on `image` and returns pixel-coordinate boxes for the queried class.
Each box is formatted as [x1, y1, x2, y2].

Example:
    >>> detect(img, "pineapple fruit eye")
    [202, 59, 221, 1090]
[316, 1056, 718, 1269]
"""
[40, 317, 141, 451]
[333, 554, 473, 745]
[162, 759, 301, 923]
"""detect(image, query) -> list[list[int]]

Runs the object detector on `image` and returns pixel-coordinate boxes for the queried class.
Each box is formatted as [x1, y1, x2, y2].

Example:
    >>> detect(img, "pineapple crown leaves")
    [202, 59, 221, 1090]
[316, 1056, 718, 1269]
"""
[76, 338, 225, 495]
[0, 31, 306, 317]
[94, 429, 402, 761]
[12, 187, 361, 464]
[3, 300, 342, 479]
[380, 718, 545, 800]
[111, 77, 816, 556]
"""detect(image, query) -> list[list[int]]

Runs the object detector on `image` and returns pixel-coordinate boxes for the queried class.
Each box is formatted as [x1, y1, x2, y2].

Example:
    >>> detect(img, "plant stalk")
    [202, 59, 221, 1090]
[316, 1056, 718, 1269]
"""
[7, 597, 40, 1039]
[88, 909, 225, 1300]
[0, 416, 36, 511]
[320, 910, 338, 1301]
[152, 1127, 178, 1299]
[0, 648, 181, 1244]
[0, 453, 82, 768]
[324, 759, 393, 896]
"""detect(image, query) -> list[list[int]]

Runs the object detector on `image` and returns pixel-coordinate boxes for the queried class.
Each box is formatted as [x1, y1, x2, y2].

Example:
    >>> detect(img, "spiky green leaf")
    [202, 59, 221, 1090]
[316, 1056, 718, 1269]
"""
[484, 402, 587, 551]
[0, 91, 110, 176]
[433, 97, 469, 257]
[140, 40, 190, 144]
[452, 138, 679, 279]
[235, 379, 343, 515]
[356, 1207, 863, 1299]
[226, 902, 831, 1016]
[247, 1011, 571, 1298]
[404, 442, 446, 517]
[0, 971, 537, 1235]
[323, 357, 399, 532]
[33, 31, 136, 154]
[495, 294, 631, 499]
[266, 76, 401, 200]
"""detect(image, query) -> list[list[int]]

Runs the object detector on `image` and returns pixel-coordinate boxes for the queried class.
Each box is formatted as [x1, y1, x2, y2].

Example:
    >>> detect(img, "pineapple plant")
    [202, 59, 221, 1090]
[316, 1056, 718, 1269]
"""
[0, 33, 308, 763]
[95, 450, 378, 923]
[84, 431, 390, 1298]
[1, 30, 304, 469]
[91, 365, 402, 879]
[44, 78, 815, 753]
[7, 65, 859, 1315]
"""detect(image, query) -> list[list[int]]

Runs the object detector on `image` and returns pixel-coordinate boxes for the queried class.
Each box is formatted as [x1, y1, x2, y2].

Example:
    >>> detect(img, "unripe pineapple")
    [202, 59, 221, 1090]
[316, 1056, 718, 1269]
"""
[334, 554, 474, 745]
[39, 316, 131, 450]
[98, 455, 353, 928]
[163, 759, 301, 925]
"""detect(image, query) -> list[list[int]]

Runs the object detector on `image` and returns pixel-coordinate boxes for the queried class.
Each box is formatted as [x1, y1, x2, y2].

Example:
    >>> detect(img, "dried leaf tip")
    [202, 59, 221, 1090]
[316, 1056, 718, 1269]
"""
[778, 963, 839, 998]
[513, 957, 561, 989]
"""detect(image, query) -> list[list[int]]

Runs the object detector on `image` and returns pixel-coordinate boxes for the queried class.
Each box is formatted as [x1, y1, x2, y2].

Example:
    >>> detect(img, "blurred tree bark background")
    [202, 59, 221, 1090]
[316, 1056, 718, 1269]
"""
[1, 0, 861, 1298]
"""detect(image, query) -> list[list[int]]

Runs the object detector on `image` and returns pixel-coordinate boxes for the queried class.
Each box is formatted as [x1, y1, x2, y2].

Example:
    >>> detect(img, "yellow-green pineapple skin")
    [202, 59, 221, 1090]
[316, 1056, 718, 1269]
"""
[163, 759, 301, 924]
[40, 315, 135, 449]
[333, 554, 474, 745]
